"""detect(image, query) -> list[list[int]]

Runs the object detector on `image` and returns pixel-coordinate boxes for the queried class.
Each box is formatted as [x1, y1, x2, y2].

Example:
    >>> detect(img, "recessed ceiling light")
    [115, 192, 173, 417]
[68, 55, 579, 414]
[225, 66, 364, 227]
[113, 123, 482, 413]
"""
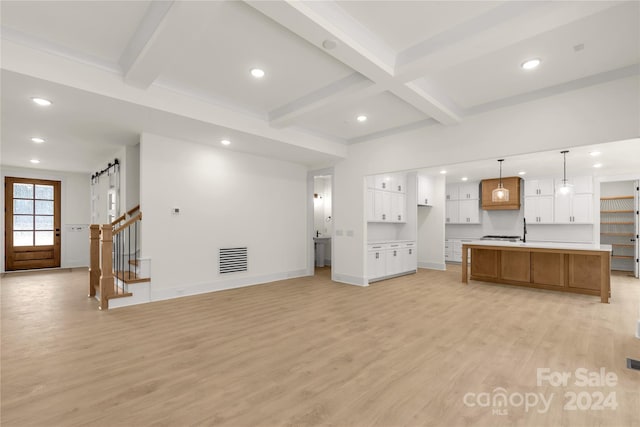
[221, 139, 231, 146]
[32, 97, 52, 106]
[589, 151, 601, 157]
[521, 58, 541, 70]
[593, 163, 603, 168]
[31, 137, 45, 143]
[30, 159, 40, 164]
[518, 171, 526, 175]
[440, 170, 447, 175]
[250, 68, 265, 78]
[356, 115, 367, 122]
[461, 177, 468, 181]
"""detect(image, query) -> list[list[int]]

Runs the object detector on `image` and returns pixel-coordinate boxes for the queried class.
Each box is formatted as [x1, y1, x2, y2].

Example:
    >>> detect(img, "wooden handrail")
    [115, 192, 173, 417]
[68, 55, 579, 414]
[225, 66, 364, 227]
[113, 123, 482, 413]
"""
[113, 212, 142, 235]
[126, 204, 141, 216]
[111, 212, 127, 226]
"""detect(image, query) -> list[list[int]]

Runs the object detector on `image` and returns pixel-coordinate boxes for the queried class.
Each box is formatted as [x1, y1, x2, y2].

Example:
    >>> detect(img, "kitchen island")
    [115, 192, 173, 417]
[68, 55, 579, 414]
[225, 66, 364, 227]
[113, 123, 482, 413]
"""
[461, 241, 612, 303]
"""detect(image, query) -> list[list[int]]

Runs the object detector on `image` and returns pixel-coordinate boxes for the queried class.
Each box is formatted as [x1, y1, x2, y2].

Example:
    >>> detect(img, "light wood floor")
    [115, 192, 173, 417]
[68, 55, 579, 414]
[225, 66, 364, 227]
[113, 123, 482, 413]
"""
[1, 266, 639, 426]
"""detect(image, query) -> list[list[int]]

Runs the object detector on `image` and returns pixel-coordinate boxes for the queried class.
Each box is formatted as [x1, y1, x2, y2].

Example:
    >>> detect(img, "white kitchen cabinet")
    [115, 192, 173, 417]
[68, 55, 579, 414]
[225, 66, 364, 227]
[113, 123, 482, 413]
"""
[444, 239, 472, 263]
[445, 181, 480, 224]
[569, 176, 593, 194]
[391, 174, 407, 193]
[445, 184, 458, 201]
[366, 173, 407, 223]
[459, 182, 480, 200]
[417, 175, 434, 206]
[445, 200, 459, 223]
[524, 196, 554, 223]
[401, 242, 417, 272]
[524, 178, 554, 197]
[373, 191, 392, 222]
[391, 192, 406, 222]
[386, 243, 403, 276]
[554, 193, 593, 224]
[458, 199, 480, 223]
[367, 244, 387, 280]
[367, 241, 417, 282]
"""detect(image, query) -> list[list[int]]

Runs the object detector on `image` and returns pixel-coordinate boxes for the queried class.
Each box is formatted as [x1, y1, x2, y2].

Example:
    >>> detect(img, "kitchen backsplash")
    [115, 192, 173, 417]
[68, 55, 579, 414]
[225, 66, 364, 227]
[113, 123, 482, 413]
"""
[446, 209, 595, 243]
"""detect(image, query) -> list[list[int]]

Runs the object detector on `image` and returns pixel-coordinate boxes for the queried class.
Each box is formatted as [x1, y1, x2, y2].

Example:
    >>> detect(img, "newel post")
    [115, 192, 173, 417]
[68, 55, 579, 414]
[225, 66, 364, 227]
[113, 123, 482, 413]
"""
[89, 224, 100, 297]
[99, 224, 114, 310]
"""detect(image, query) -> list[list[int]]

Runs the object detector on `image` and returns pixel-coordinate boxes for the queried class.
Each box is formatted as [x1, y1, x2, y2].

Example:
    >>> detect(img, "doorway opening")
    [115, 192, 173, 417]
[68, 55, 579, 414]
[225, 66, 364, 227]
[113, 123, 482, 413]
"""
[309, 171, 333, 276]
[4, 177, 61, 271]
[599, 180, 639, 279]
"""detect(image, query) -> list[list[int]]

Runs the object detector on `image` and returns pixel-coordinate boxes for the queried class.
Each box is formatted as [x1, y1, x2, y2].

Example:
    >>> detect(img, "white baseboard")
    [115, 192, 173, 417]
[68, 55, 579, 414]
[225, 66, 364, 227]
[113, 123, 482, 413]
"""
[150, 269, 309, 302]
[418, 261, 447, 271]
[332, 273, 368, 287]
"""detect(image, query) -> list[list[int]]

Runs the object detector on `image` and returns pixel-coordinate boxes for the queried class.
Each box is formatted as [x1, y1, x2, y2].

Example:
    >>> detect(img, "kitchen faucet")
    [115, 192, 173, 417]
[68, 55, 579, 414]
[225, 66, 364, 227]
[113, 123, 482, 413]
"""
[522, 218, 527, 243]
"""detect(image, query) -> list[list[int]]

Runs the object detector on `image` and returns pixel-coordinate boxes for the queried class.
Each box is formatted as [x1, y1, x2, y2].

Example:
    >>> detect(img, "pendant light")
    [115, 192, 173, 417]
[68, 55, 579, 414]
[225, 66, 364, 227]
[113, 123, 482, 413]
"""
[492, 159, 509, 202]
[556, 150, 574, 196]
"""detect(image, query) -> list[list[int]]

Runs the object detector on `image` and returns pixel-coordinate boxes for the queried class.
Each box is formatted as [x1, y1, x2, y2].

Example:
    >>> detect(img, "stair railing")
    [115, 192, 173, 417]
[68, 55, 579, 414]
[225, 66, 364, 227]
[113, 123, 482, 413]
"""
[89, 206, 142, 310]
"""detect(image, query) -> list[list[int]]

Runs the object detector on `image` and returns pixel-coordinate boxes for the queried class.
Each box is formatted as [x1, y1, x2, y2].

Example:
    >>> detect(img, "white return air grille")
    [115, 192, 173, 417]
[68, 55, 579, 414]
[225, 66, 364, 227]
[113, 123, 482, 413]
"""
[219, 247, 248, 274]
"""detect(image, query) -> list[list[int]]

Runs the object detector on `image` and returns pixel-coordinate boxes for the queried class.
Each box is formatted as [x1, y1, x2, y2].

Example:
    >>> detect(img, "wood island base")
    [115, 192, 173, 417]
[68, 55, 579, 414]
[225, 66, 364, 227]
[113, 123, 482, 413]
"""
[461, 243, 611, 303]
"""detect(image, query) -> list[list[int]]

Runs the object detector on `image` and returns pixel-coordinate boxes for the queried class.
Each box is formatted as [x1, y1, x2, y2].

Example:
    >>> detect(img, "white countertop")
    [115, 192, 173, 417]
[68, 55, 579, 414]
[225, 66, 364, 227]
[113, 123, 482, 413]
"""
[461, 240, 612, 252]
[368, 239, 415, 245]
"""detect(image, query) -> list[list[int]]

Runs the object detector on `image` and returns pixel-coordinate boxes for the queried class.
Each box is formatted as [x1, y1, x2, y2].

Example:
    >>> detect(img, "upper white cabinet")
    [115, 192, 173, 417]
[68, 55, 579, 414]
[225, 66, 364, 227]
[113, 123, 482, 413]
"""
[524, 195, 554, 223]
[368, 173, 406, 193]
[445, 182, 481, 224]
[417, 175, 434, 206]
[446, 182, 478, 200]
[366, 173, 407, 223]
[553, 176, 593, 224]
[524, 179, 554, 197]
[524, 176, 594, 224]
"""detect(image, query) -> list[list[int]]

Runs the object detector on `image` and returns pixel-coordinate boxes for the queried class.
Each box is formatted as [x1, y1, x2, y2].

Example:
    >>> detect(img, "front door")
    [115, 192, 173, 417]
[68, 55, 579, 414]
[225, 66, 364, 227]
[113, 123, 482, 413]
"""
[4, 177, 61, 270]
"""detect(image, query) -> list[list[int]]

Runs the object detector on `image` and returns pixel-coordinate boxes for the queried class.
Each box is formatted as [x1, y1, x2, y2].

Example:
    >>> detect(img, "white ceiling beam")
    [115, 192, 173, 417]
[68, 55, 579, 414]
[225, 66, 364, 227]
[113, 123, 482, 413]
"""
[246, 0, 462, 126]
[394, 1, 623, 82]
[2, 39, 347, 159]
[119, 1, 222, 89]
[268, 73, 374, 128]
[119, 1, 175, 88]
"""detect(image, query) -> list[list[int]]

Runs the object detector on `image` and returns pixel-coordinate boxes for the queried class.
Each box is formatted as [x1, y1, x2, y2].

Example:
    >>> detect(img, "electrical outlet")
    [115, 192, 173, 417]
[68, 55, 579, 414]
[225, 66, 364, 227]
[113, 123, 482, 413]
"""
[172, 207, 180, 215]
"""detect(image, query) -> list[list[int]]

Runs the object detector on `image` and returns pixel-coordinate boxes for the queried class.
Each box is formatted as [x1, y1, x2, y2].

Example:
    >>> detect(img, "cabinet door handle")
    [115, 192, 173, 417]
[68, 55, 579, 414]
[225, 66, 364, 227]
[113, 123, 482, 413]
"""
[425, 198, 428, 204]
[409, 249, 412, 255]
[382, 182, 386, 189]
[382, 214, 386, 220]
[398, 215, 401, 221]
[398, 185, 402, 191]
[375, 252, 379, 259]
[393, 250, 397, 256]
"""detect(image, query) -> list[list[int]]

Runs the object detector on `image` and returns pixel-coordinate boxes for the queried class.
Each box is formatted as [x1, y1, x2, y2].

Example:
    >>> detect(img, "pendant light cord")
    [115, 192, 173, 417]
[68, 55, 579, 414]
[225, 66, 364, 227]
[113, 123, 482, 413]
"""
[561, 150, 569, 184]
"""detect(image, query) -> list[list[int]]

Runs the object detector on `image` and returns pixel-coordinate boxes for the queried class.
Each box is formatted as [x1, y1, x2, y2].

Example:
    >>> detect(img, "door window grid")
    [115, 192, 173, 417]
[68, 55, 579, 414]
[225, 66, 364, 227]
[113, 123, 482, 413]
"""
[12, 183, 55, 247]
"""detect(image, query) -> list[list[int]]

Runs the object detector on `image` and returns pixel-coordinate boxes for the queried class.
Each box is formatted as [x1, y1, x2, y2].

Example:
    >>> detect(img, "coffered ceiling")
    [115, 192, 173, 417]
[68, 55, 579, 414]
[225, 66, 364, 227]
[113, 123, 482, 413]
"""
[1, 0, 638, 172]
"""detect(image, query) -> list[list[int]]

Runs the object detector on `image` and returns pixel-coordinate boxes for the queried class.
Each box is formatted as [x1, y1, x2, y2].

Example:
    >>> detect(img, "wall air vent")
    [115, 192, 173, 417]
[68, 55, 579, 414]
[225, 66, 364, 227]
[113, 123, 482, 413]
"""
[219, 247, 248, 274]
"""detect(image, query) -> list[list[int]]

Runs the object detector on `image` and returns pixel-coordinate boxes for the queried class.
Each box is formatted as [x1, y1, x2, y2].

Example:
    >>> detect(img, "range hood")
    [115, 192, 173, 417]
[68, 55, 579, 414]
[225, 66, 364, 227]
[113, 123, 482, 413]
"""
[481, 177, 521, 210]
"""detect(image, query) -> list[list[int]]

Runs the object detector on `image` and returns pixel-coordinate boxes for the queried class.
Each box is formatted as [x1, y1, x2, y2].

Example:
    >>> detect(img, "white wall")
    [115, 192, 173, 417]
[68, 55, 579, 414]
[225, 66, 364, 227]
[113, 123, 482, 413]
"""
[1, 166, 90, 271]
[417, 175, 446, 270]
[601, 181, 635, 198]
[332, 77, 640, 285]
[125, 144, 140, 212]
[139, 133, 308, 300]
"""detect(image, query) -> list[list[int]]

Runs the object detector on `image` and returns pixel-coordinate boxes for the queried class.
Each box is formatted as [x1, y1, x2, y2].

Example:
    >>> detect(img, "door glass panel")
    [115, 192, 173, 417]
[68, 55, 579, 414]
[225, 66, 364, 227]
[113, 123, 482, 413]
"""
[14, 199, 34, 214]
[13, 183, 33, 198]
[35, 200, 53, 215]
[35, 185, 54, 200]
[35, 231, 54, 246]
[13, 215, 33, 230]
[13, 231, 33, 246]
[35, 216, 53, 230]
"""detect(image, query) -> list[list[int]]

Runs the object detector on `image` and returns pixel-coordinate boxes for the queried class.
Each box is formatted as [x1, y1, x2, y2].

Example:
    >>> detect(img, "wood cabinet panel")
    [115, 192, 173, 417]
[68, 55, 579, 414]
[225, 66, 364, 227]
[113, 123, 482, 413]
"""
[481, 176, 521, 210]
[470, 248, 498, 279]
[500, 250, 530, 282]
[568, 254, 603, 291]
[531, 252, 565, 287]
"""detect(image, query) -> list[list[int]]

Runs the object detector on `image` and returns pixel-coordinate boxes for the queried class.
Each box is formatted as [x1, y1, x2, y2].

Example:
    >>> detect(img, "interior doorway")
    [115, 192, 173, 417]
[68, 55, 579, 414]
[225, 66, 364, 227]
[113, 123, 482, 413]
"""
[308, 169, 333, 276]
[4, 177, 61, 270]
[599, 180, 639, 278]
